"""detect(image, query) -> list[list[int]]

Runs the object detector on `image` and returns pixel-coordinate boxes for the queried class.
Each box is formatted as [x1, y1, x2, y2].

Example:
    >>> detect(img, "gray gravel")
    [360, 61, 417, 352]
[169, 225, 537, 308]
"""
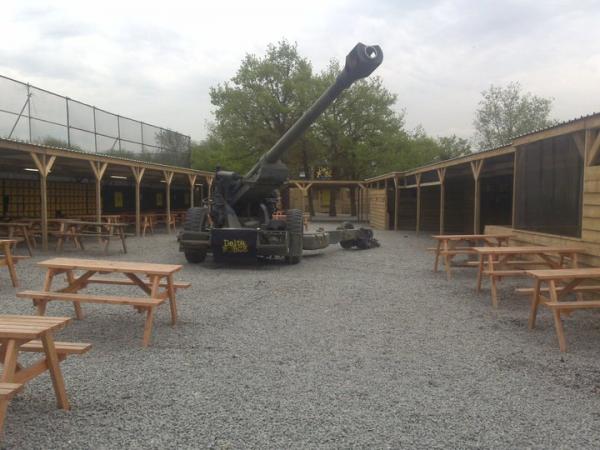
[2, 226, 600, 449]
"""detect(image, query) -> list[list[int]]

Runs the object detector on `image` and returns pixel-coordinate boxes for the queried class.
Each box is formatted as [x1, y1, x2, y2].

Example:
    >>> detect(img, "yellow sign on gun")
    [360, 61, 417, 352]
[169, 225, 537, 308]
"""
[222, 239, 249, 254]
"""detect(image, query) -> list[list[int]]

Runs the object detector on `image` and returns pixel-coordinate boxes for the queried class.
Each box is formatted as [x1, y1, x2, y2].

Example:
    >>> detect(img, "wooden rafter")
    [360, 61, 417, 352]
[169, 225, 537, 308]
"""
[89, 161, 108, 180]
[163, 170, 174, 185]
[573, 131, 585, 159]
[586, 129, 600, 166]
[470, 160, 484, 180]
[130, 166, 145, 184]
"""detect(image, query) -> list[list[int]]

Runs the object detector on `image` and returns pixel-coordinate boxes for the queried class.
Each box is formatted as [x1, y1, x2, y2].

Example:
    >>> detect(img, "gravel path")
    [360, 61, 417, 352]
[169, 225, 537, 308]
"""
[2, 227, 600, 449]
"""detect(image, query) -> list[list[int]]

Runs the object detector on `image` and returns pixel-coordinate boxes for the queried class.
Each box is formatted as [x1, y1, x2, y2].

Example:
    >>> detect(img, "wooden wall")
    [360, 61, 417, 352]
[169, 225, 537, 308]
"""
[444, 177, 474, 234]
[397, 188, 417, 230]
[486, 155, 600, 267]
[368, 188, 387, 230]
[582, 164, 600, 243]
[1, 179, 95, 218]
[288, 187, 353, 215]
[419, 186, 440, 232]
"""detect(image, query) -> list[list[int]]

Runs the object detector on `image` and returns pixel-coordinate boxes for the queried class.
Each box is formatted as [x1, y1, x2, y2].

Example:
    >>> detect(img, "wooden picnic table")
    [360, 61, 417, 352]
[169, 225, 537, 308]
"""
[474, 246, 582, 308]
[431, 234, 512, 279]
[0, 240, 19, 288]
[55, 220, 128, 254]
[0, 222, 34, 256]
[120, 213, 158, 236]
[527, 268, 600, 352]
[72, 214, 123, 225]
[0, 315, 90, 432]
[17, 257, 189, 347]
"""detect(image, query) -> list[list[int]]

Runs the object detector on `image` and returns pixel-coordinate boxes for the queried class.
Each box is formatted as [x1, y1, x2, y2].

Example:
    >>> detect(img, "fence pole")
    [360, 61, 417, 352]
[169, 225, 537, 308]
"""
[27, 84, 32, 142]
[65, 97, 71, 147]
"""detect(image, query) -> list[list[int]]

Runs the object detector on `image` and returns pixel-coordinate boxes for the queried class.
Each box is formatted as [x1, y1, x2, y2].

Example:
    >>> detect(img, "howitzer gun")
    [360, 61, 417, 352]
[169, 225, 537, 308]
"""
[178, 43, 383, 264]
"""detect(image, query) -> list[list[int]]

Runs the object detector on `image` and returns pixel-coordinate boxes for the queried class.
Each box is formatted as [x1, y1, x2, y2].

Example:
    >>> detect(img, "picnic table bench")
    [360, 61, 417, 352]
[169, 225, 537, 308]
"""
[431, 234, 512, 279]
[0, 240, 24, 288]
[17, 258, 189, 347]
[473, 246, 582, 308]
[527, 268, 600, 352]
[54, 220, 128, 254]
[0, 222, 35, 256]
[0, 315, 90, 433]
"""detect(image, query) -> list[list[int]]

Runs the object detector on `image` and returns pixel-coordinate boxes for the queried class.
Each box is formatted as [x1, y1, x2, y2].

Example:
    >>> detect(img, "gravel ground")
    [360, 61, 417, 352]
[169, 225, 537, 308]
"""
[2, 226, 600, 449]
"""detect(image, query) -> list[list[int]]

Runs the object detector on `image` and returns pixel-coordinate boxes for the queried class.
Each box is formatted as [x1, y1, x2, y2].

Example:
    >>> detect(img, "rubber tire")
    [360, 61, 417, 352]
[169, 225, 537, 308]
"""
[182, 207, 209, 264]
[340, 240, 354, 249]
[184, 249, 207, 263]
[183, 207, 208, 232]
[285, 209, 303, 264]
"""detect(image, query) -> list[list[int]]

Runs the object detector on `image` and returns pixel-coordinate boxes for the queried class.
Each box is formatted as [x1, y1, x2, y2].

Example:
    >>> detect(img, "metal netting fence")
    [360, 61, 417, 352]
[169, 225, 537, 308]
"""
[0, 74, 191, 167]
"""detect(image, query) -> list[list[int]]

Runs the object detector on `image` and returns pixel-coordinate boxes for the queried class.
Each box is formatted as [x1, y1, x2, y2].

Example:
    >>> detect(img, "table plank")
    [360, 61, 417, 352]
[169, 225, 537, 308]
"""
[527, 268, 600, 279]
[432, 234, 512, 240]
[38, 258, 182, 275]
[473, 246, 582, 255]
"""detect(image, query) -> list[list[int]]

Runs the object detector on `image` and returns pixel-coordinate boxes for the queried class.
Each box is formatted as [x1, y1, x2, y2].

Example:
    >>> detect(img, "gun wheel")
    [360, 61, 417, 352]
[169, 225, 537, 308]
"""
[285, 209, 304, 264]
[184, 249, 207, 263]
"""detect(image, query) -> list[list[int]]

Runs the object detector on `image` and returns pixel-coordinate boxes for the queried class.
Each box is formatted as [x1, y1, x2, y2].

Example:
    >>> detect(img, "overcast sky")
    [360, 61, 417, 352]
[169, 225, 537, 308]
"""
[2, 0, 599, 145]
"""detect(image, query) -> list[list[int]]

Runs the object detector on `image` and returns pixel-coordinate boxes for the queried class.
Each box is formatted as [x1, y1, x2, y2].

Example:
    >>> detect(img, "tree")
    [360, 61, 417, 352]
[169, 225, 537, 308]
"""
[473, 82, 556, 149]
[193, 41, 463, 216]
[435, 135, 471, 161]
[202, 40, 317, 174]
[311, 60, 405, 215]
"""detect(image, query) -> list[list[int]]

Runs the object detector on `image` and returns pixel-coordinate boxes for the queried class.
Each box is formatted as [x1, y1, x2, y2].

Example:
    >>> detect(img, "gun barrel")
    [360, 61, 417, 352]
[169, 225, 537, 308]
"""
[248, 43, 383, 171]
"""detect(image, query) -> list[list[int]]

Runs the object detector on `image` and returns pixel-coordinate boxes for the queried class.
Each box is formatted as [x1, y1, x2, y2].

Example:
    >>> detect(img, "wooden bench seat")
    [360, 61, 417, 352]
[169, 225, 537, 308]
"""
[17, 289, 169, 347]
[466, 260, 542, 267]
[482, 270, 528, 277]
[516, 285, 600, 295]
[0, 383, 22, 400]
[0, 255, 29, 262]
[427, 246, 473, 252]
[545, 300, 600, 312]
[0, 382, 23, 433]
[16, 290, 166, 308]
[87, 277, 191, 290]
[20, 340, 91, 355]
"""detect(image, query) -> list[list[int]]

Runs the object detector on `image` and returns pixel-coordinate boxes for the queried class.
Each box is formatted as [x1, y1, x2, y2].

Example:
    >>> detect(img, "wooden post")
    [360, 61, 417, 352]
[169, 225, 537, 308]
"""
[163, 171, 174, 234]
[206, 176, 214, 200]
[293, 182, 313, 214]
[393, 176, 399, 231]
[415, 174, 422, 233]
[89, 161, 108, 223]
[30, 153, 56, 251]
[585, 129, 600, 166]
[470, 160, 484, 234]
[188, 174, 197, 208]
[511, 151, 517, 227]
[437, 168, 446, 234]
[130, 167, 145, 237]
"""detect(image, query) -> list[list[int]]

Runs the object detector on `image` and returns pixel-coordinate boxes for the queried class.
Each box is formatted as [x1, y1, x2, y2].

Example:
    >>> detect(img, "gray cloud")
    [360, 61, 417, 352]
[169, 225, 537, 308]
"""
[1, 0, 599, 144]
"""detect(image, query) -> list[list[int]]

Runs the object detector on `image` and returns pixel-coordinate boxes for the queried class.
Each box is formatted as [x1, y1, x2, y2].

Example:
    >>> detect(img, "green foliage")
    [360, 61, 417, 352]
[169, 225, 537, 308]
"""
[39, 136, 82, 151]
[473, 82, 556, 149]
[193, 40, 466, 179]
[436, 134, 472, 161]
[205, 40, 316, 174]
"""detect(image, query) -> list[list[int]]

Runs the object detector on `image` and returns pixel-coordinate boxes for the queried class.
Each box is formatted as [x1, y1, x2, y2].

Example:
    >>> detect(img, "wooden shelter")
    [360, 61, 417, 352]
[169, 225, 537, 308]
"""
[285, 180, 368, 221]
[364, 113, 600, 265]
[0, 138, 213, 249]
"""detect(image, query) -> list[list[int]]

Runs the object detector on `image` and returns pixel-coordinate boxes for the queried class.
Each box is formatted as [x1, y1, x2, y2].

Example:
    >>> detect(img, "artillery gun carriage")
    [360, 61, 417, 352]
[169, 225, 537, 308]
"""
[178, 43, 383, 264]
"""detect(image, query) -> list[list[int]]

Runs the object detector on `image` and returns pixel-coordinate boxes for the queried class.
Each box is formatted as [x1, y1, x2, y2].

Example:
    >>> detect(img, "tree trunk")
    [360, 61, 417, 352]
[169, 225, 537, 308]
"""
[349, 186, 357, 217]
[307, 186, 315, 217]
